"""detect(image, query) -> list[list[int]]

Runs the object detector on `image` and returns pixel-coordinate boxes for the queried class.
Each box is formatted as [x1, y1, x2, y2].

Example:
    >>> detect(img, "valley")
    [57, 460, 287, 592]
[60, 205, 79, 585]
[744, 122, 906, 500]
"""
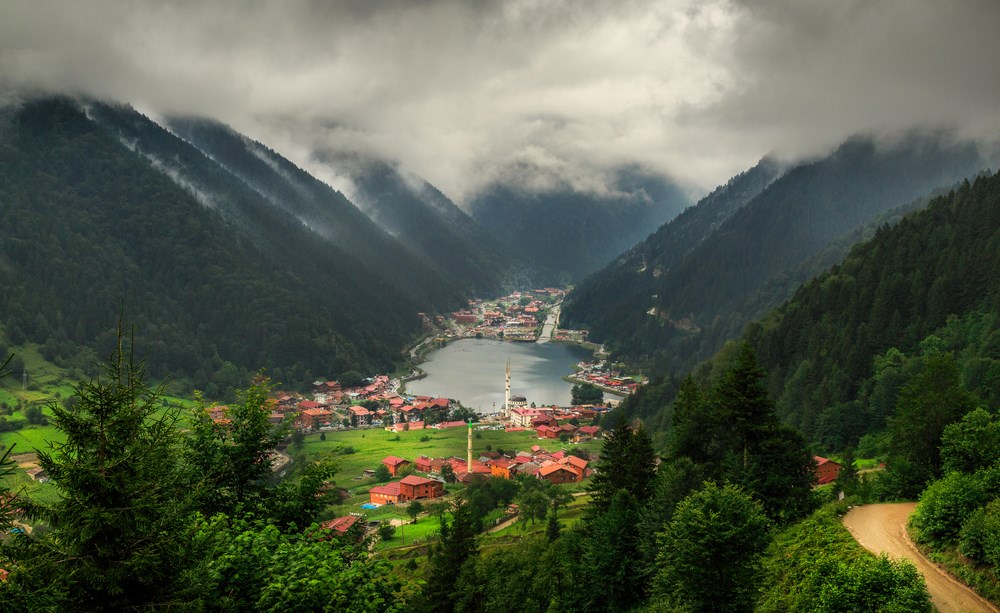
[2, 3, 1000, 608]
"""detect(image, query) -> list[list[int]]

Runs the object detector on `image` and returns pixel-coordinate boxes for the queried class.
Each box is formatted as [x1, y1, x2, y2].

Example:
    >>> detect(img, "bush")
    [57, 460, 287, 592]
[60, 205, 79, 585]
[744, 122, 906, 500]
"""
[910, 471, 989, 546]
[378, 523, 396, 541]
[960, 499, 1000, 565]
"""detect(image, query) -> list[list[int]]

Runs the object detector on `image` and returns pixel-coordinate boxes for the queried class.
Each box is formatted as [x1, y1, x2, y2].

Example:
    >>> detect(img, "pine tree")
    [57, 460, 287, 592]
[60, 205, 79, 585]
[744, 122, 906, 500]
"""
[186, 373, 285, 515]
[422, 501, 479, 612]
[587, 413, 657, 511]
[714, 342, 777, 469]
[6, 331, 193, 610]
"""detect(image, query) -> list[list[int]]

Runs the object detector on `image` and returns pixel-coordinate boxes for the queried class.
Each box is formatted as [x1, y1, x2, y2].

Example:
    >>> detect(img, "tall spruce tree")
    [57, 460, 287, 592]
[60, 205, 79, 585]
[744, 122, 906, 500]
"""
[3, 331, 193, 611]
[587, 412, 658, 511]
[422, 500, 480, 613]
[714, 342, 778, 469]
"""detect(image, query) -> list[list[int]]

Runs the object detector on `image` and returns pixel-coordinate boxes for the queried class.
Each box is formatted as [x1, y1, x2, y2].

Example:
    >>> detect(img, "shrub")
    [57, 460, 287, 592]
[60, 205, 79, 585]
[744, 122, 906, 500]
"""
[910, 471, 989, 546]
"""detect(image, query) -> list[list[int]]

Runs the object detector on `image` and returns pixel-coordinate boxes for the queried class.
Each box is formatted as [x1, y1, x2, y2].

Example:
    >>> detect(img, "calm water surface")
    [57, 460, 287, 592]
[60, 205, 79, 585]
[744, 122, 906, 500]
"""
[405, 338, 592, 413]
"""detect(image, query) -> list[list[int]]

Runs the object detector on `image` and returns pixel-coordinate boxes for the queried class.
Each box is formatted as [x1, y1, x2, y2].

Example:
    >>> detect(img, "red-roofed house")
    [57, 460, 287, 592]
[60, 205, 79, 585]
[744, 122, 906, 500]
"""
[382, 456, 411, 477]
[511, 407, 545, 428]
[369, 481, 402, 505]
[535, 425, 561, 439]
[297, 408, 334, 430]
[415, 455, 448, 473]
[539, 463, 580, 485]
[814, 456, 842, 485]
[348, 405, 371, 425]
[436, 421, 468, 429]
[399, 475, 444, 500]
[321, 515, 360, 535]
[207, 405, 228, 423]
[574, 425, 601, 442]
[389, 420, 424, 432]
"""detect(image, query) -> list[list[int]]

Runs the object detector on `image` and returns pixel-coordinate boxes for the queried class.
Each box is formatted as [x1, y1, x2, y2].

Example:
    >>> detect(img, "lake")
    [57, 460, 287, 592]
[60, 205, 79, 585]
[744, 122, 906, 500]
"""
[405, 338, 592, 413]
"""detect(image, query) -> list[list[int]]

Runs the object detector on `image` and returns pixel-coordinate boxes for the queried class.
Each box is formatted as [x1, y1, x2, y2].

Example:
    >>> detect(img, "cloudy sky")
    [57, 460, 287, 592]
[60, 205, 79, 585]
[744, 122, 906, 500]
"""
[2, 0, 999, 201]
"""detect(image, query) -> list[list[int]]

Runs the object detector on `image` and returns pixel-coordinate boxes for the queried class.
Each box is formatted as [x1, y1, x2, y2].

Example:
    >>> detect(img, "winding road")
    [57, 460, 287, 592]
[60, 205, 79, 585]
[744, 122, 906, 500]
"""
[843, 503, 998, 613]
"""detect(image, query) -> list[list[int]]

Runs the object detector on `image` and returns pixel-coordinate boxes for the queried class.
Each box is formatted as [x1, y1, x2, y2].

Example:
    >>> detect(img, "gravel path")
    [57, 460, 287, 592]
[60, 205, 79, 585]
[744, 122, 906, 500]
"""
[843, 502, 998, 613]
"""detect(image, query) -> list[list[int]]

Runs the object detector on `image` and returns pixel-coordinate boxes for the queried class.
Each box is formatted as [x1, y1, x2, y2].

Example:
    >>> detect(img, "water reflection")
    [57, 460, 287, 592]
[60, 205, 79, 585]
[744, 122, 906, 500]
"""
[405, 338, 591, 413]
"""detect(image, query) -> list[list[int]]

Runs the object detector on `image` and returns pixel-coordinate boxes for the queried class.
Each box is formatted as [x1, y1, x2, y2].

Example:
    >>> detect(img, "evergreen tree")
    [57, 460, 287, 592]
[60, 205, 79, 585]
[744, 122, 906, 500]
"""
[422, 501, 480, 613]
[887, 352, 976, 495]
[4, 332, 193, 611]
[654, 482, 772, 613]
[546, 507, 561, 543]
[669, 375, 724, 468]
[186, 373, 285, 516]
[579, 490, 645, 612]
[714, 342, 778, 469]
[587, 413, 657, 511]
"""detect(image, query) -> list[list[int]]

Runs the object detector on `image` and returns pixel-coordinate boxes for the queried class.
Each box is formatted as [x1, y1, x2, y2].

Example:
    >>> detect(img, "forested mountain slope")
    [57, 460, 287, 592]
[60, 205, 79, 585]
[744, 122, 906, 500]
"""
[467, 166, 691, 282]
[163, 116, 467, 307]
[326, 156, 523, 296]
[746, 171, 1000, 447]
[564, 132, 989, 376]
[0, 98, 439, 392]
[621, 171, 1000, 454]
[561, 156, 783, 350]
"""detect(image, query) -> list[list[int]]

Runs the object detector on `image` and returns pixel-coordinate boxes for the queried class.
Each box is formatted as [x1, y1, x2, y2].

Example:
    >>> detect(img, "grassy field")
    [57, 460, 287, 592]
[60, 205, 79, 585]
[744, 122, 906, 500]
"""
[304, 426, 603, 552]
[300, 425, 603, 483]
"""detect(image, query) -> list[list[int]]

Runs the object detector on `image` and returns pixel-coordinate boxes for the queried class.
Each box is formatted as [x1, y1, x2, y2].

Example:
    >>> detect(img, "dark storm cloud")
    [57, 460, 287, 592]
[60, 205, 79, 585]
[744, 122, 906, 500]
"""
[1, 0, 998, 200]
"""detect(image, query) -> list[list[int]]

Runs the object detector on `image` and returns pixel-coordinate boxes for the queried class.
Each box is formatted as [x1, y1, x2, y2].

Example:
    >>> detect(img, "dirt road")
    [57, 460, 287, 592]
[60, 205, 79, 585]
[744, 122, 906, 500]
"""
[843, 503, 998, 613]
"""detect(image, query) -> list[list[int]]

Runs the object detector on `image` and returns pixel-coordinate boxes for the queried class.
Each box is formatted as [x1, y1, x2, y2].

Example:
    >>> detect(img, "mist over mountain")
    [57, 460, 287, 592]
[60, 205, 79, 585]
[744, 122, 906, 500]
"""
[468, 165, 691, 282]
[562, 131, 993, 375]
[0, 97, 472, 393]
[162, 116, 470, 308]
[312, 154, 525, 296]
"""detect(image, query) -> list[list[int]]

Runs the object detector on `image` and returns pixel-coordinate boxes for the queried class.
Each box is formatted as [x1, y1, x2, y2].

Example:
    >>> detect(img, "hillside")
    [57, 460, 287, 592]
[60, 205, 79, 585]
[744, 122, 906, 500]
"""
[163, 116, 468, 308]
[563, 132, 990, 375]
[620, 171, 1000, 453]
[561, 156, 783, 353]
[0, 97, 447, 393]
[467, 165, 690, 282]
[746, 171, 1000, 447]
[324, 155, 524, 296]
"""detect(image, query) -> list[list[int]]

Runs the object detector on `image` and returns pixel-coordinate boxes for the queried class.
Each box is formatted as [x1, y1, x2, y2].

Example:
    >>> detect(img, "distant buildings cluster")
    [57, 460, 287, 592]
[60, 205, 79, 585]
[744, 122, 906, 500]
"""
[366, 444, 593, 506]
[444, 288, 567, 342]
[204, 375, 455, 433]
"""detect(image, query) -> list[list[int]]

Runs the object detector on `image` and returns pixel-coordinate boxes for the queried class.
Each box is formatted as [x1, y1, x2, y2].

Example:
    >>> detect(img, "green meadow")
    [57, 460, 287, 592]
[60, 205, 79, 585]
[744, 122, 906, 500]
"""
[299, 425, 603, 482]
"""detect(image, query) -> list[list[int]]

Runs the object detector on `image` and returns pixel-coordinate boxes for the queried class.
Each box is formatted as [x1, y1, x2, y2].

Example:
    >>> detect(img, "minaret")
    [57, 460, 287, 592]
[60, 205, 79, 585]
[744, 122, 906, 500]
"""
[504, 357, 511, 417]
[467, 419, 473, 471]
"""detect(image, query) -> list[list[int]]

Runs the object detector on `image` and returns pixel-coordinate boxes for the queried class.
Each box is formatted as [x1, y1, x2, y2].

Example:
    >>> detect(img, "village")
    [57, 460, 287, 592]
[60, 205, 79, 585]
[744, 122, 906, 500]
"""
[416, 287, 644, 395]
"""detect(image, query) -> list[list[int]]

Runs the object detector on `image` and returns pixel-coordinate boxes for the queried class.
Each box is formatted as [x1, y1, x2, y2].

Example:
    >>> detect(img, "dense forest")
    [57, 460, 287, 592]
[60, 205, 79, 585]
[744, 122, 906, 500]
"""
[747, 172, 1000, 453]
[0, 97, 484, 395]
[618, 171, 1000, 447]
[562, 133, 990, 376]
